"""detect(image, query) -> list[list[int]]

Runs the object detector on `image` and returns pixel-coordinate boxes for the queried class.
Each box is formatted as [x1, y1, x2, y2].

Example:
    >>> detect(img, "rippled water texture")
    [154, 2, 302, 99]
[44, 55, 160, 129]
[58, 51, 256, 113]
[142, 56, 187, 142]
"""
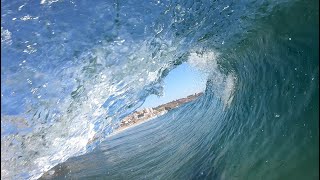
[1, 0, 319, 179]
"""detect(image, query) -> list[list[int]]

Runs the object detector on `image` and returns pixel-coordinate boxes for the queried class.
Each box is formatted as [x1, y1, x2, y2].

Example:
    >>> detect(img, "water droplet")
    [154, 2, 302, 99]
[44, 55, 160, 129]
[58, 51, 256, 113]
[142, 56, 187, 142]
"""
[26, 79, 32, 85]
[222, 5, 229, 11]
[48, 170, 55, 175]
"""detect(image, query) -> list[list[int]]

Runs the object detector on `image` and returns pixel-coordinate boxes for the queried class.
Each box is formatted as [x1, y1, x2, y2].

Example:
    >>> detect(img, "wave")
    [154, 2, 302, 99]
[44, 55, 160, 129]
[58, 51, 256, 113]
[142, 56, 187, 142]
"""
[1, 0, 319, 179]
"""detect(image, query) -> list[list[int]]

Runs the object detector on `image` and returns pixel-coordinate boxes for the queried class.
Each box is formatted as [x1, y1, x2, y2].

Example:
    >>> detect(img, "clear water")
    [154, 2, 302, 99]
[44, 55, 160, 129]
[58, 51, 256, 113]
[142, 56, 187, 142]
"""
[1, 0, 319, 179]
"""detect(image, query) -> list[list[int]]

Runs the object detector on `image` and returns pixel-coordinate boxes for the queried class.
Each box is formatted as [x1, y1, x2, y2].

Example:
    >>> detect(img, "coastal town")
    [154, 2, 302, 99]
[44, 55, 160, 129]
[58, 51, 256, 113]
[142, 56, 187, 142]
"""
[116, 92, 203, 132]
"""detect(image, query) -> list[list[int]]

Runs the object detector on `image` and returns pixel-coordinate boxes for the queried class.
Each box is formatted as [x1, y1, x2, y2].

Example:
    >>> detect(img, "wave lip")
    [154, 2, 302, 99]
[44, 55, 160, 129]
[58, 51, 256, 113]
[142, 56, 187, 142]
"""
[1, 0, 319, 179]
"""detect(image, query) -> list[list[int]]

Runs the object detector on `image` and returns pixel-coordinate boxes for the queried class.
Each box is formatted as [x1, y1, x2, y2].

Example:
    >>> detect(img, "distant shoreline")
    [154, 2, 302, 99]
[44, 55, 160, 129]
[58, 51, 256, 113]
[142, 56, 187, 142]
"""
[109, 114, 160, 137]
[112, 92, 203, 134]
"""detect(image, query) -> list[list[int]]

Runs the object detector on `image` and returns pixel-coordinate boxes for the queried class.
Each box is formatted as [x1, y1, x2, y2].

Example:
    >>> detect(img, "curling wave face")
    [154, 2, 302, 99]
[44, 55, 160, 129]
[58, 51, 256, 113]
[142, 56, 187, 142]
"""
[1, 0, 319, 179]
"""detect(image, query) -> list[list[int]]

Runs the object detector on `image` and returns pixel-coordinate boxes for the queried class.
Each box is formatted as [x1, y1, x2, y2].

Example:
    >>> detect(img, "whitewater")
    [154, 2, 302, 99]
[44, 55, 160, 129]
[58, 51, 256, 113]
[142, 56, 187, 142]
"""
[1, 0, 319, 179]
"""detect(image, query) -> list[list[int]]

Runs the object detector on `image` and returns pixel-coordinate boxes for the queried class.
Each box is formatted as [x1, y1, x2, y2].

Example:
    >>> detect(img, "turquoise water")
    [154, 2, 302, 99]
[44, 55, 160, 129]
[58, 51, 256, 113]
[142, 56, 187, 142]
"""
[1, 0, 319, 179]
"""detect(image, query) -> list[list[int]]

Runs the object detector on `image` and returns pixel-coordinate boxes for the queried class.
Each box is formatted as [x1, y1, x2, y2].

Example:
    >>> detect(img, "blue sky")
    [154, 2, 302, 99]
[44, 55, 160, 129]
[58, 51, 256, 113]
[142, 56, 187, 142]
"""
[139, 63, 207, 110]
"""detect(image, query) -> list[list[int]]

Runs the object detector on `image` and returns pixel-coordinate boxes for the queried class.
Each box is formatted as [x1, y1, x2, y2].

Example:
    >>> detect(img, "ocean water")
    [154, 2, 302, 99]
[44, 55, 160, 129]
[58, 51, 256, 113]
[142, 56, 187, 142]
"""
[1, 0, 319, 179]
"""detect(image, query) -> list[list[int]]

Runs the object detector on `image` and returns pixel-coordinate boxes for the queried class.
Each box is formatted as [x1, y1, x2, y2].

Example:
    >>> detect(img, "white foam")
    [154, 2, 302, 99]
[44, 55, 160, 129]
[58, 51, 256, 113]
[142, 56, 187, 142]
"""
[188, 49, 236, 108]
[20, 15, 39, 21]
[1, 27, 12, 45]
[40, 0, 60, 5]
[188, 50, 219, 72]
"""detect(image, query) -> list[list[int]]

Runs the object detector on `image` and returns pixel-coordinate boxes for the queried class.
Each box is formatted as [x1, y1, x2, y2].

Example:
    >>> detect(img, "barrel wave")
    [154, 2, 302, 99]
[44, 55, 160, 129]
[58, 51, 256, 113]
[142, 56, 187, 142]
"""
[1, 0, 318, 179]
